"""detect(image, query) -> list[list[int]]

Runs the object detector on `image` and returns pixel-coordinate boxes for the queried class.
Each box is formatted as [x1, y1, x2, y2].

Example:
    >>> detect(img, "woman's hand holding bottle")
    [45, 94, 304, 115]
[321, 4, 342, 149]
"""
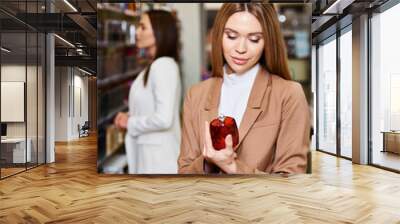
[203, 121, 238, 174]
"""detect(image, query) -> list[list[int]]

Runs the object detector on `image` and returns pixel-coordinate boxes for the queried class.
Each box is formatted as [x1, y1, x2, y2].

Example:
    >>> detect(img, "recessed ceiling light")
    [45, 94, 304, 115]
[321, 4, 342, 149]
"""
[1, 47, 11, 53]
[78, 67, 92, 76]
[322, 0, 354, 15]
[54, 34, 75, 48]
[63, 0, 78, 12]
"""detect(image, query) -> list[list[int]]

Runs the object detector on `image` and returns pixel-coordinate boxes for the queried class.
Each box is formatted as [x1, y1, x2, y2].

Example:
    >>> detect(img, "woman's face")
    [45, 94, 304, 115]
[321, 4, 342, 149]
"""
[135, 14, 156, 49]
[222, 11, 264, 75]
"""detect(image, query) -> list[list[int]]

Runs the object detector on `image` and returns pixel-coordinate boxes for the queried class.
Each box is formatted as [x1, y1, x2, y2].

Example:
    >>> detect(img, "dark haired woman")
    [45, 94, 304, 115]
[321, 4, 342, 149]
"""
[178, 3, 310, 174]
[114, 10, 181, 174]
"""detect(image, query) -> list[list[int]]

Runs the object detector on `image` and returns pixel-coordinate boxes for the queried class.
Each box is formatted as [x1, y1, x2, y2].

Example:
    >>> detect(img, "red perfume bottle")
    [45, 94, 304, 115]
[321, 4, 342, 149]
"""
[209, 115, 239, 150]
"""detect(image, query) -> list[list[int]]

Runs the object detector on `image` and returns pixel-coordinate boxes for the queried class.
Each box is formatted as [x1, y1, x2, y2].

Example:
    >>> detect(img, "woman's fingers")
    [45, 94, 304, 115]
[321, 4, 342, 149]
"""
[114, 113, 119, 125]
[122, 114, 128, 129]
[223, 136, 236, 164]
[203, 122, 210, 159]
[114, 113, 121, 128]
[224, 149, 236, 164]
[225, 134, 233, 149]
[204, 121, 214, 150]
[203, 122, 239, 168]
[204, 121, 219, 162]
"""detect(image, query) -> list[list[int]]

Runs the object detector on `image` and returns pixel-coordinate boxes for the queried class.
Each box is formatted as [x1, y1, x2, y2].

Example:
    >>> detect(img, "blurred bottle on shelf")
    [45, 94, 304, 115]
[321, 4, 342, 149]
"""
[106, 125, 126, 157]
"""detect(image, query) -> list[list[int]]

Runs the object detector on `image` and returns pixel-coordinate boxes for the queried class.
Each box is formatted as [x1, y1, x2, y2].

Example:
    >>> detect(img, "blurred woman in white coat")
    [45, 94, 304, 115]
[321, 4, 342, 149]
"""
[114, 10, 181, 174]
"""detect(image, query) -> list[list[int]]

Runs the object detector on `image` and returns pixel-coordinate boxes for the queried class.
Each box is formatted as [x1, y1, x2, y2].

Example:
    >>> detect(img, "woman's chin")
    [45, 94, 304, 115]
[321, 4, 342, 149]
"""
[228, 64, 248, 75]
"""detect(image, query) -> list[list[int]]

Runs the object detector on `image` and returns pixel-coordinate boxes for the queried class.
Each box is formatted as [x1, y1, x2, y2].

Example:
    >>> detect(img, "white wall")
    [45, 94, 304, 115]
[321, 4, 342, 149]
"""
[46, 32, 55, 163]
[174, 3, 203, 94]
[74, 73, 89, 122]
[1, 65, 39, 138]
[1, 64, 46, 164]
[1, 66, 26, 131]
[1, 65, 26, 81]
[54, 67, 89, 141]
[71, 72, 89, 138]
[55, 67, 69, 141]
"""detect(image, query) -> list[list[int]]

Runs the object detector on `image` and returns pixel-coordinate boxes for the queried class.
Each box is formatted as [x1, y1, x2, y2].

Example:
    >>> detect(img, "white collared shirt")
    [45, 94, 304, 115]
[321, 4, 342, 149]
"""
[218, 63, 260, 127]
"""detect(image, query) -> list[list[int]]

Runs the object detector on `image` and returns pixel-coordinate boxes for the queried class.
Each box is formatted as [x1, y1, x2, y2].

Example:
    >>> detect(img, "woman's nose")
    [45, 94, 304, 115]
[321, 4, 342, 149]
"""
[235, 38, 247, 54]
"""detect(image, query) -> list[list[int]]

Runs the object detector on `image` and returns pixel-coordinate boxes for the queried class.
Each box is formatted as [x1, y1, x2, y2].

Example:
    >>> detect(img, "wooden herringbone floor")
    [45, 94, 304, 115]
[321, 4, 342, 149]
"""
[1, 135, 400, 224]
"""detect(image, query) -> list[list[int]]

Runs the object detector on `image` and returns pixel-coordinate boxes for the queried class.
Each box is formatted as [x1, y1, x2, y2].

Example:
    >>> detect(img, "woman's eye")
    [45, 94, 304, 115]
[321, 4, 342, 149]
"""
[249, 38, 260, 43]
[226, 33, 237, 40]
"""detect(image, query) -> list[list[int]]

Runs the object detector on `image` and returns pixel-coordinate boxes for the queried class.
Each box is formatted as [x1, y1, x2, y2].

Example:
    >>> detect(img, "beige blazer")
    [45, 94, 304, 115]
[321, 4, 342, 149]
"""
[178, 67, 310, 174]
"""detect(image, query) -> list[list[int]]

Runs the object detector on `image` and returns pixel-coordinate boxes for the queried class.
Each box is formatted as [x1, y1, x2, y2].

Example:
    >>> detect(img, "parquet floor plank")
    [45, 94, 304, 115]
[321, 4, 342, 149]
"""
[0, 135, 399, 223]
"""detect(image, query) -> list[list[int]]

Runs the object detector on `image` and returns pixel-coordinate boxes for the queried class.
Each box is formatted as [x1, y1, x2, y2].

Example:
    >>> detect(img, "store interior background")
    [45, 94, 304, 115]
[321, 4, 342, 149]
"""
[1, 0, 400, 179]
[0, 0, 97, 179]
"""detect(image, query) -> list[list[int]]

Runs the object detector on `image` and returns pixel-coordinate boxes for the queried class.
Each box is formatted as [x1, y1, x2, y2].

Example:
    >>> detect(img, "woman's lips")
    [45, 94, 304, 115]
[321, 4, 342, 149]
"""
[231, 56, 249, 65]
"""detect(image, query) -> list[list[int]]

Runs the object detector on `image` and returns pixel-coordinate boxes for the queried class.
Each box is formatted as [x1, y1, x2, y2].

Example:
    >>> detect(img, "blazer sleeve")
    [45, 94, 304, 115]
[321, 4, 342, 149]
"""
[127, 58, 179, 137]
[271, 82, 310, 174]
[177, 87, 206, 173]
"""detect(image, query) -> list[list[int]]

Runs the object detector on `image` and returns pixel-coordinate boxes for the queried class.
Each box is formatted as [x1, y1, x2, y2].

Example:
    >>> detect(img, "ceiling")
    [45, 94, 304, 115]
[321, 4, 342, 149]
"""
[1, 0, 395, 73]
[311, 0, 391, 43]
[0, 0, 97, 73]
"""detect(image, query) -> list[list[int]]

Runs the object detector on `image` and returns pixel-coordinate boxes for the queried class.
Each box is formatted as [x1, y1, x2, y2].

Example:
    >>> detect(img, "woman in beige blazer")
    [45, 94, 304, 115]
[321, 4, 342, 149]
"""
[178, 3, 310, 174]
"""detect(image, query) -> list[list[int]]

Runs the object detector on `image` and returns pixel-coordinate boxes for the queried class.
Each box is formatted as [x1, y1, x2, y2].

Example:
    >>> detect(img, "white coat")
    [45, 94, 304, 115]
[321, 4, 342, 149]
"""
[125, 56, 181, 174]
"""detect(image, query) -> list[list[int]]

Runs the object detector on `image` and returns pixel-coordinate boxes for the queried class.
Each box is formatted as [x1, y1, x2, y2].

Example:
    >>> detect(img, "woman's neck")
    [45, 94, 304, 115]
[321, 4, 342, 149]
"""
[147, 45, 157, 59]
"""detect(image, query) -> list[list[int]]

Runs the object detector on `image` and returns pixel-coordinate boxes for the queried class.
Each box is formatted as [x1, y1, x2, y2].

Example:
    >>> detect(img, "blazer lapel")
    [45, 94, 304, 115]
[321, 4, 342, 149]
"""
[203, 77, 223, 118]
[236, 68, 271, 151]
[201, 77, 223, 146]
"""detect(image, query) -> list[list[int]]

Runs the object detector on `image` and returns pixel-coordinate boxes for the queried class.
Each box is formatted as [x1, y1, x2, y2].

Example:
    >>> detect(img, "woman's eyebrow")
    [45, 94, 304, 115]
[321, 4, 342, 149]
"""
[248, 32, 263, 36]
[224, 28, 238, 33]
[224, 28, 262, 36]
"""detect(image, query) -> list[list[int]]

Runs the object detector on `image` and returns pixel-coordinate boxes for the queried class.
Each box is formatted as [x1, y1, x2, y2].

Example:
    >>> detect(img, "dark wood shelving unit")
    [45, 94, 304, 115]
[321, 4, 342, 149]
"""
[97, 67, 142, 90]
[97, 3, 142, 173]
